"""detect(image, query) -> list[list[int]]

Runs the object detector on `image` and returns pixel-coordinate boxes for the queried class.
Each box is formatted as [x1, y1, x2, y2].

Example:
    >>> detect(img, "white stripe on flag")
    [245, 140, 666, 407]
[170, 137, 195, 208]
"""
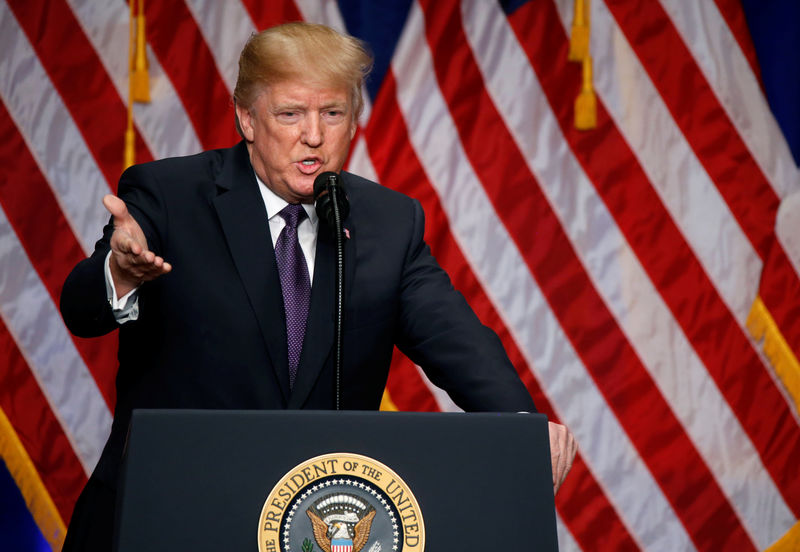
[414, 365, 461, 413]
[346, 136, 379, 184]
[183, 0, 255, 93]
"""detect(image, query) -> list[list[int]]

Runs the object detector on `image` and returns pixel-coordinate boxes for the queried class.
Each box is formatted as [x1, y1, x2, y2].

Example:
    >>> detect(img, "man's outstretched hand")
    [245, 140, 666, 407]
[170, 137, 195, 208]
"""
[549, 421, 577, 494]
[104, 194, 171, 298]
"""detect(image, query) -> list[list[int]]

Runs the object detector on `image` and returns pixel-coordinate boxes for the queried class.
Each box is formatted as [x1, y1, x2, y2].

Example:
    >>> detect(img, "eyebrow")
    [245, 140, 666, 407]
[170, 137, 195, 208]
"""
[271, 100, 349, 112]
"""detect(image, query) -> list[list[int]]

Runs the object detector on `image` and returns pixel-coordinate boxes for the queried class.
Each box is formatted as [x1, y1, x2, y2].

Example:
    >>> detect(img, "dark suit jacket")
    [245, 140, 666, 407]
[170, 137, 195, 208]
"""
[60, 141, 536, 487]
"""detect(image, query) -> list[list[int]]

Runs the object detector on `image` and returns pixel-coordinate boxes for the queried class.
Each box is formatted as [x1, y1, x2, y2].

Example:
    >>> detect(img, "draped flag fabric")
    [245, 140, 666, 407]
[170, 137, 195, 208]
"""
[1, 0, 799, 550]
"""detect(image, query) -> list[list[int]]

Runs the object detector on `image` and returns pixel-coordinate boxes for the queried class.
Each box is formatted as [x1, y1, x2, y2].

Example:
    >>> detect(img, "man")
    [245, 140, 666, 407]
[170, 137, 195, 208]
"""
[60, 22, 576, 550]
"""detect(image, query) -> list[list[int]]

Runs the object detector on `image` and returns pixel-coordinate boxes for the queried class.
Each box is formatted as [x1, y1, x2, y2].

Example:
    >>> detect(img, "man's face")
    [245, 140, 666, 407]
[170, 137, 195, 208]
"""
[236, 80, 357, 204]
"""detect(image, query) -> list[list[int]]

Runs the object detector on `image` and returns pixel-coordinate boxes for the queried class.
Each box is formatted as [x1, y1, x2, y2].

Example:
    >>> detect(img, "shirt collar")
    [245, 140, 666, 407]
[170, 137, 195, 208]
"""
[254, 171, 318, 226]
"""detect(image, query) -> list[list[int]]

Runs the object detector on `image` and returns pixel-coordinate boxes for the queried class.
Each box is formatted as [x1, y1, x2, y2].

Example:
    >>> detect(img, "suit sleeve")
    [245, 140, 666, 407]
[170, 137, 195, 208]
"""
[394, 199, 537, 413]
[60, 164, 167, 338]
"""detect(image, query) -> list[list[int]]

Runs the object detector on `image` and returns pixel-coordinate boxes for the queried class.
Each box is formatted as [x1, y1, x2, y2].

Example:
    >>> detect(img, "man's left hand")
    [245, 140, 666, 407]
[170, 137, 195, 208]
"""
[548, 421, 577, 494]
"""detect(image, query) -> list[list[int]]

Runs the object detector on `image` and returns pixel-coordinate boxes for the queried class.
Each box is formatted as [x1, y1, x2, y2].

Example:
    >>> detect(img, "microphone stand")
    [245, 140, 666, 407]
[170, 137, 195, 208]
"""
[328, 181, 345, 411]
[315, 172, 348, 411]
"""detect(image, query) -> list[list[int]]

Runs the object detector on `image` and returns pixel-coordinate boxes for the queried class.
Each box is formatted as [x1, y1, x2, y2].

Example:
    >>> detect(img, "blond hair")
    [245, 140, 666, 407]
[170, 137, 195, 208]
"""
[233, 22, 373, 135]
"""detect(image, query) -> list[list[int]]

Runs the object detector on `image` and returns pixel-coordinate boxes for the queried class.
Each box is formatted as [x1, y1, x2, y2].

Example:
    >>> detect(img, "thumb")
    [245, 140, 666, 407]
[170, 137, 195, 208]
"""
[102, 194, 129, 223]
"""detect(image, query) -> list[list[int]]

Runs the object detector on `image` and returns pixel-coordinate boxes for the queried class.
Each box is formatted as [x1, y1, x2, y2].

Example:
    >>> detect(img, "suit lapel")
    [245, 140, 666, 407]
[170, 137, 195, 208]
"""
[212, 143, 291, 401]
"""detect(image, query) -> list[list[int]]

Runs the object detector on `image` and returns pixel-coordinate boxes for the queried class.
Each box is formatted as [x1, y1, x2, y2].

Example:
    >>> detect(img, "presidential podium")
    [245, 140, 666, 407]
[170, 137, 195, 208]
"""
[114, 410, 559, 551]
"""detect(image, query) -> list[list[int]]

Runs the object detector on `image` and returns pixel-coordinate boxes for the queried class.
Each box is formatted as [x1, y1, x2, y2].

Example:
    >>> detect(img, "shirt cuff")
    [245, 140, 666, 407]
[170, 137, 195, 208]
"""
[104, 251, 140, 323]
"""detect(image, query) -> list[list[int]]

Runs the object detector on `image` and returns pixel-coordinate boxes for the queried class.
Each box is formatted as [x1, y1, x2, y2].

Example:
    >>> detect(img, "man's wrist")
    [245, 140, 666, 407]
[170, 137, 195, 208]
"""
[104, 252, 141, 321]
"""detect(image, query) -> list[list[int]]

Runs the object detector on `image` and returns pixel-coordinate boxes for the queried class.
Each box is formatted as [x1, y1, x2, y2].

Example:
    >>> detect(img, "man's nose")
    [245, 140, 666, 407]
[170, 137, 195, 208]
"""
[301, 114, 323, 147]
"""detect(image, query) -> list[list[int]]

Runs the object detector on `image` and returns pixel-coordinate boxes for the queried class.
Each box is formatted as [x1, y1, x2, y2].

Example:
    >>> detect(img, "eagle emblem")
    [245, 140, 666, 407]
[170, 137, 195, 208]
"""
[306, 492, 377, 552]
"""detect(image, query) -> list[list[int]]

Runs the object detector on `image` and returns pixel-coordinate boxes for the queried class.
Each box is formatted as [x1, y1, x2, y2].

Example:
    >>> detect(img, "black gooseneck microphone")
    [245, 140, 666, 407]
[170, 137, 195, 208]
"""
[313, 171, 349, 410]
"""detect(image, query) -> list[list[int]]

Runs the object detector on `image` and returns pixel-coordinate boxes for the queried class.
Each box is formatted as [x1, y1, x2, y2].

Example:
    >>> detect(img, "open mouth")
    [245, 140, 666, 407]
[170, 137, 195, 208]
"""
[296, 157, 322, 174]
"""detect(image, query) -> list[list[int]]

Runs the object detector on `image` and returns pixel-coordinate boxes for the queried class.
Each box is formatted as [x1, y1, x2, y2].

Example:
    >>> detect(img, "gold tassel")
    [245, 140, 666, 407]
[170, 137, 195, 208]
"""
[124, 0, 135, 169]
[575, 56, 597, 130]
[131, 0, 150, 103]
[124, 0, 149, 169]
[569, 0, 590, 62]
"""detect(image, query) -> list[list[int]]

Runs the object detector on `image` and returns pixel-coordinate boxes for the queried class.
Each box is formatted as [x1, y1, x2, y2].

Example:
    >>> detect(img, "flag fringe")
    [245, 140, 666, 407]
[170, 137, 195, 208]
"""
[765, 519, 800, 551]
[0, 407, 66, 552]
[747, 296, 800, 414]
[380, 390, 399, 411]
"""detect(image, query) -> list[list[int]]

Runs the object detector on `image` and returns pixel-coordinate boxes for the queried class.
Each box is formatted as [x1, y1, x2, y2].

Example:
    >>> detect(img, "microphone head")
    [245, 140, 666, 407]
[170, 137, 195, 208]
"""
[313, 171, 349, 229]
[313, 171, 339, 201]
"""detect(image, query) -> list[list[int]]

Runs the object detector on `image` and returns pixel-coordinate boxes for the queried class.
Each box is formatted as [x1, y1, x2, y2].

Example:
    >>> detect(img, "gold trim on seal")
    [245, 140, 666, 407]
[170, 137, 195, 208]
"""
[258, 452, 425, 552]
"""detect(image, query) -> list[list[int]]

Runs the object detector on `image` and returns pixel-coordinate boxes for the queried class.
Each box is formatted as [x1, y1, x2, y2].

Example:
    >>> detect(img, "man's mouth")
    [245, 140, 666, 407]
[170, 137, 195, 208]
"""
[296, 158, 322, 174]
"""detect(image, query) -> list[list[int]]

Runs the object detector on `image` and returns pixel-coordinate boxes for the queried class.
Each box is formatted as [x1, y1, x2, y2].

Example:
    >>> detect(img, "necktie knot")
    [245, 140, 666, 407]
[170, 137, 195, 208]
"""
[279, 203, 307, 230]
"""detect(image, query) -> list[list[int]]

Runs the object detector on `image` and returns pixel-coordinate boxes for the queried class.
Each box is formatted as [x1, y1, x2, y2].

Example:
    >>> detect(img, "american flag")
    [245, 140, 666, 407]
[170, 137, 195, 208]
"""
[1, 0, 799, 550]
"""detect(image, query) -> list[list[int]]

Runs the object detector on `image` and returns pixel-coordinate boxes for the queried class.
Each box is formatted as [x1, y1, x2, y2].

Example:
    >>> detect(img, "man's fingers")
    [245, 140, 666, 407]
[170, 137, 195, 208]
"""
[115, 233, 141, 256]
[549, 422, 577, 494]
[103, 194, 129, 221]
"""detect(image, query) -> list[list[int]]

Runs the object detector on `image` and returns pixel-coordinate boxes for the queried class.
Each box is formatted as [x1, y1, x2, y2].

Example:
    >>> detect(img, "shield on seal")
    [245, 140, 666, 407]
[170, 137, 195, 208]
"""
[330, 539, 353, 552]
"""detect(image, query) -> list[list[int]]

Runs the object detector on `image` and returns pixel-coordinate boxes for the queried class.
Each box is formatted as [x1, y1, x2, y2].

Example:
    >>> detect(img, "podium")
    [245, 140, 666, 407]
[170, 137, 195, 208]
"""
[115, 410, 558, 551]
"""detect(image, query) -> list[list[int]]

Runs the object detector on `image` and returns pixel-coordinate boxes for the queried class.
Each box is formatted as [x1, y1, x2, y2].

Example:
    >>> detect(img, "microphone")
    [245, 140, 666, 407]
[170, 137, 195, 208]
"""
[313, 171, 349, 230]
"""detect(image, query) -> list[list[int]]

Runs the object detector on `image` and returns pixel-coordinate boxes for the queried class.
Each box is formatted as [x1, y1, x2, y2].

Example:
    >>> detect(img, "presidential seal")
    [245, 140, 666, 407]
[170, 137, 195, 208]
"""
[258, 453, 425, 552]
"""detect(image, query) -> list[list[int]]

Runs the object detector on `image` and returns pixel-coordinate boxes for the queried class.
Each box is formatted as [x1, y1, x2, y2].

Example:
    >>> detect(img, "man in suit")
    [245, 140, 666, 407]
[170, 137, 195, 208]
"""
[60, 22, 575, 550]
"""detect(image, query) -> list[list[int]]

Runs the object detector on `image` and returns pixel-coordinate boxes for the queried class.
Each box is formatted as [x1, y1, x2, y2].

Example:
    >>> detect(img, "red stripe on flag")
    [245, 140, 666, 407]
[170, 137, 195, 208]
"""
[366, 70, 639, 551]
[594, 0, 800, 513]
[712, 0, 764, 91]
[240, 0, 303, 29]
[0, 319, 88, 524]
[759, 246, 800, 363]
[7, 0, 154, 187]
[143, 0, 239, 150]
[420, 1, 755, 547]
[0, 99, 117, 408]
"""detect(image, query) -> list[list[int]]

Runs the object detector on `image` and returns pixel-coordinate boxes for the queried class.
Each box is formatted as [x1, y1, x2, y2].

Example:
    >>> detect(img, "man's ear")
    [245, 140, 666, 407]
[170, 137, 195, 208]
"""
[235, 101, 255, 142]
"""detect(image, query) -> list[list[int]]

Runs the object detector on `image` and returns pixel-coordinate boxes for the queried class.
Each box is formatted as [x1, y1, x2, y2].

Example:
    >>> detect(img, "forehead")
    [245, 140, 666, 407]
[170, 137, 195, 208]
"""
[259, 79, 351, 107]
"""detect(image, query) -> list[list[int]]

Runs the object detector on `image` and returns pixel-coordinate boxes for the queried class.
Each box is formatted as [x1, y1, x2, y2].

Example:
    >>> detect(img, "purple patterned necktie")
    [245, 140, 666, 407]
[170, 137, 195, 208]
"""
[274, 204, 311, 389]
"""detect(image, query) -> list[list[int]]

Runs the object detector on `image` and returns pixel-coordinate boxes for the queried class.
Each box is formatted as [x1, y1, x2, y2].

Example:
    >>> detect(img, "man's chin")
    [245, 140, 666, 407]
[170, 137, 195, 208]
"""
[288, 179, 315, 203]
